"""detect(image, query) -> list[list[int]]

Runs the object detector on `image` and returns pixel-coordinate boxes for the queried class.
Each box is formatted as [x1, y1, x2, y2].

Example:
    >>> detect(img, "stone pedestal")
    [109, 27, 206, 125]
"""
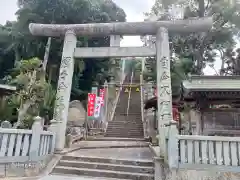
[154, 157, 165, 180]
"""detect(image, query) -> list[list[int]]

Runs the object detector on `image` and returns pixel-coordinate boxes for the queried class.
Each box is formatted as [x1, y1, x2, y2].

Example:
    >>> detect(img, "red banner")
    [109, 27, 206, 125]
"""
[99, 88, 105, 106]
[172, 107, 179, 121]
[87, 93, 96, 117]
[154, 88, 157, 96]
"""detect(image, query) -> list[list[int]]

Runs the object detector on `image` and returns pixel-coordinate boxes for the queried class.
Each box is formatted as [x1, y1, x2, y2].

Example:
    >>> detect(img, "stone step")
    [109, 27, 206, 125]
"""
[111, 118, 142, 121]
[108, 119, 142, 125]
[107, 124, 143, 127]
[106, 130, 144, 134]
[105, 132, 143, 138]
[110, 119, 142, 121]
[58, 160, 154, 174]
[106, 131, 144, 134]
[107, 127, 143, 129]
[106, 128, 143, 131]
[114, 113, 142, 115]
[105, 130, 144, 133]
[109, 122, 142, 125]
[61, 156, 153, 166]
[106, 129, 144, 132]
[105, 133, 144, 136]
[52, 166, 154, 180]
[105, 133, 144, 138]
[104, 135, 144, 139]
[104, 135, 144, 138]
[89, 137, 147, 141]
[109, 123, 142, 126]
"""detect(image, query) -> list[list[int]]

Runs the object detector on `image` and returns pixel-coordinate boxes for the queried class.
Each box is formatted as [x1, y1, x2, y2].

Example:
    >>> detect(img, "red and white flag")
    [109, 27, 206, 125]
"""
[87, 93, 96, 117]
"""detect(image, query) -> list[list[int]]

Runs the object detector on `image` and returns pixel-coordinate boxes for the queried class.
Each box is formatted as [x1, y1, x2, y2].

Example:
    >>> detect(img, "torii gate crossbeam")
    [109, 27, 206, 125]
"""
[29, 17, 212, 37]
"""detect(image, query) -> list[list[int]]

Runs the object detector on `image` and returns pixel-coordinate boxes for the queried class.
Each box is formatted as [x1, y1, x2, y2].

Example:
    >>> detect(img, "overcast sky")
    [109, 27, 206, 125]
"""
[0, 0, 217, 74]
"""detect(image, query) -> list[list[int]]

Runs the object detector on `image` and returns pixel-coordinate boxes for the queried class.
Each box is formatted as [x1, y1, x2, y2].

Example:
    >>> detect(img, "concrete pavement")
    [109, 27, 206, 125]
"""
[38, 174, 130, 180]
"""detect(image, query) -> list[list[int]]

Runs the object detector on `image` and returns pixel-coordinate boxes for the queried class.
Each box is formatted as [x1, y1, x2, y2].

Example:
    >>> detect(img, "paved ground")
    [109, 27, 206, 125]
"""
[67, 147, 153, 161]
[69, 140, 148, 149]
[38, 174, 130, 180]
[0, 140, 152, 179]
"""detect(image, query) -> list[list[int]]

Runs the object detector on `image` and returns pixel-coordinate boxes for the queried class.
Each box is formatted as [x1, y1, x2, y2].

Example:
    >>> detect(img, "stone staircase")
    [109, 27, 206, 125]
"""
[50, 72, 154, 180]
[52, 153, 154, 180]
[105, 73, 144, 138]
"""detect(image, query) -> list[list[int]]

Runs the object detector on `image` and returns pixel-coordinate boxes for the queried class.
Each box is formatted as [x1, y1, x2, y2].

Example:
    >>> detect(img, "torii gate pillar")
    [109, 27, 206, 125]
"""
[53, 30, 77, 151]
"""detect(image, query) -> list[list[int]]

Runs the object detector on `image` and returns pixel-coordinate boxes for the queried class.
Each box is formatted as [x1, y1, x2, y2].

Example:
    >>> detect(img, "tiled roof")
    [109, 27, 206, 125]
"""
[182, 76, 240, 91]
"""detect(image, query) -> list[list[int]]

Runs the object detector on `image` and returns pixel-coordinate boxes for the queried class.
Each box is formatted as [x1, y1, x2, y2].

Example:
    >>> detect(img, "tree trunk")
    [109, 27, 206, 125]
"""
[16, 100, 34, 127]
[196, 0, 205, 75]
[14, 48, 20, 66]
[198, 0, 205, 17]
[42, 37, 52, 72]
[219, 49, 225, 75]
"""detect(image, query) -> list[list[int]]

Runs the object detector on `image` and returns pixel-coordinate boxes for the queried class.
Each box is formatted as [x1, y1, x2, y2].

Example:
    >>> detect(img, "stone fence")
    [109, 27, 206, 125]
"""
[0, 117, 55, 164]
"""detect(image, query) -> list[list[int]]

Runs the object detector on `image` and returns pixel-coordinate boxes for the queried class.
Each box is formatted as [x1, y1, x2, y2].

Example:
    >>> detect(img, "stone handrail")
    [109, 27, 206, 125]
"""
[167, 121, 240, 172]
[0, 118, 55, 164]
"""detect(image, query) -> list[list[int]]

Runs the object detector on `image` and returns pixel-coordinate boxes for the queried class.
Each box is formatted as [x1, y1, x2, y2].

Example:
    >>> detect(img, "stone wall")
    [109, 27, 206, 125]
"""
[166, 170, 239, 180]
[156, 161, 240, 180]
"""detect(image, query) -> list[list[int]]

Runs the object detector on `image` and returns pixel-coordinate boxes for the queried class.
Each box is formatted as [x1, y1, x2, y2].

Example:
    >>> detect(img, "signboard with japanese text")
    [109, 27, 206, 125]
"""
[87, 93, 96, 117]
[94, 96, 102, 118]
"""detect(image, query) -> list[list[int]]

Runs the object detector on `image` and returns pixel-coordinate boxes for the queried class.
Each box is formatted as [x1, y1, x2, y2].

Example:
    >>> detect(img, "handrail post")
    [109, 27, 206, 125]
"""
[29, 116, 42, 161]
[103, 80, 108, 131]
[140, 74, 146, 138]
[126, 71, 134, 119]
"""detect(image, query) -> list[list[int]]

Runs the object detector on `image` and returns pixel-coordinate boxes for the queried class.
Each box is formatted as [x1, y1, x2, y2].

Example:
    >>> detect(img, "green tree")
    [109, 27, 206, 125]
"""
[146, 0, 240, 75]
[0, 0, 126, 101]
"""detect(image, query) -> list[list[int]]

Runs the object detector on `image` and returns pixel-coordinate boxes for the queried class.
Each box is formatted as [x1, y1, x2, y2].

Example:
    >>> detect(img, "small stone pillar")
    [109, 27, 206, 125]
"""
[168, 120, 178, 168]
[48, 119, 58, 153]
[156, 27, 173, 157]
[29, 116, 42, 160]
[53, 30, 77, 151]
[154, 157, 165, 180]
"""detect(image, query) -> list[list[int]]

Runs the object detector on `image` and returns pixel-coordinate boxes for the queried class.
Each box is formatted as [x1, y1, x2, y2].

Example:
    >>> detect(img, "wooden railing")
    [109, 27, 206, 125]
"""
[0, 117, 55, 164]
[167, 121, 240, 172]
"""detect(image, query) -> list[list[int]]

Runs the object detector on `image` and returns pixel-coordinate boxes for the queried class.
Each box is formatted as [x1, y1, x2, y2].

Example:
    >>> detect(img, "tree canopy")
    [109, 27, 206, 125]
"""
[143, 0, 240, 96]
[0, 0, 126, 125]
[0, 0, 126, 96]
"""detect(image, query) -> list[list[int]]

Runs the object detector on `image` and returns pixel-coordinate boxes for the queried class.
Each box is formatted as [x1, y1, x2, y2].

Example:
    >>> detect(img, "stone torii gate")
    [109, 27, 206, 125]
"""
[29, 17, 212, 153]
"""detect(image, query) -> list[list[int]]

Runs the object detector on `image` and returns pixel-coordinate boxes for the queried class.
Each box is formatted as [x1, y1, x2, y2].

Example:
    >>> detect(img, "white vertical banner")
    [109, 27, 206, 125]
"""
[94, 96, 102, 118]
